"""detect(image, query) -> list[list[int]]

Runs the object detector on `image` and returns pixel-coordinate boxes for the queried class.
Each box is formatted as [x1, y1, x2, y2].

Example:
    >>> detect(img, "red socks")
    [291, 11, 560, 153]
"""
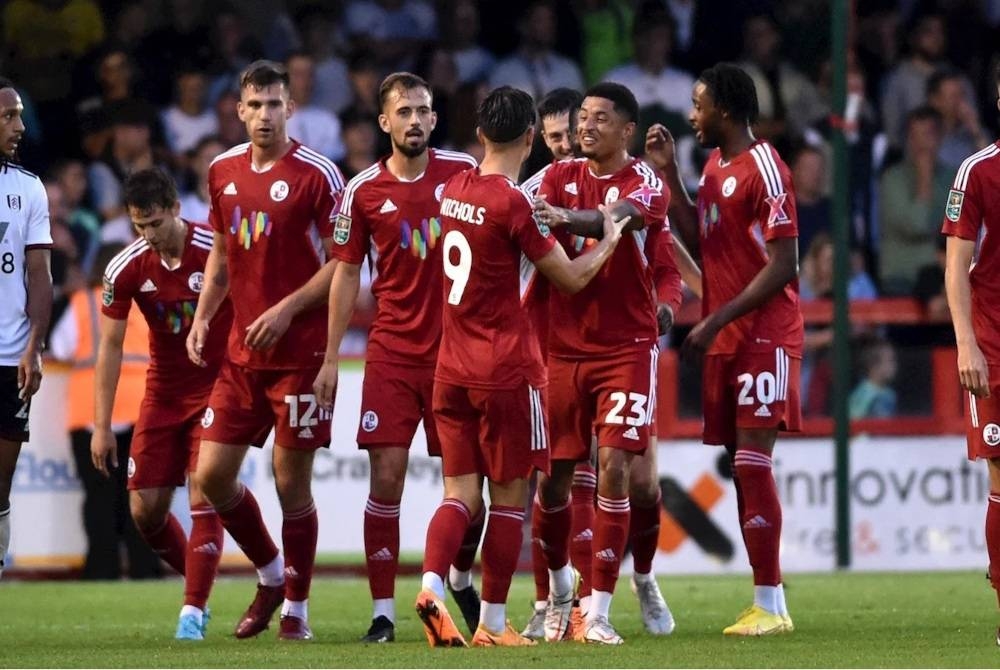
[452, 504, 485, 572]
[481, 505, 525, 604]
[733, 449, 782, 586]
[987, 492, 1000, 606]
[282, 501, 318, 601]
[184, 505, 224, 609]
[364, 496, 401, 600]
[530, 497, 550, 602]
[215, 485, 280, 569]
[630, 491, 661, 575]
[140, 513, 187, 575]
[571, 465, 596, 597]
[422, 498, 472, 579]
[591, 495, 630, 594]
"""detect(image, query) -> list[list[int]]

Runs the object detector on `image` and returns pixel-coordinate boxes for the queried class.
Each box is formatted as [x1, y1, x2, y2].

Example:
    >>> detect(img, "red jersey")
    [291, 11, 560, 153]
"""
[941, 141, 1000, 363]
[330, 148, 477, 365]
[101, 222, 232, 396]
[537, 157, 668, 358]
[696, 141, 803, 356]
[436, 169, 556, 390]
[208, 141, 344, 369]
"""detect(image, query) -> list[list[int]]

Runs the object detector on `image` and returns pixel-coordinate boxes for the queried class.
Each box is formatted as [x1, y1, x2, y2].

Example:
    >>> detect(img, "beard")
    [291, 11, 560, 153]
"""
[394, 134, 428, 158]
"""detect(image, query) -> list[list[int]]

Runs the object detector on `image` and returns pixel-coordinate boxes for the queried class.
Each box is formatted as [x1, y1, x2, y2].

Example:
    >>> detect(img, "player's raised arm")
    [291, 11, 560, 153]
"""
[313, 259, 360, 409]
[92, 314, 127, 476]
[645, 124, 699, 256]
[534, 205, 627, 294]
[946, 236, 989, 397]
[188, 231, 229, 366]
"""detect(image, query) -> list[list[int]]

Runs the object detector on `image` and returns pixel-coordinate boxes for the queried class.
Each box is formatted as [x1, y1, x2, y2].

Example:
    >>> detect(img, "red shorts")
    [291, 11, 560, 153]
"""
[701, 348, 802, 446]
[128, 392, 209, 490]
[433, 380, 549, 483]
[548, 347, 658, 461]
[965, 388, 1000, 460]
[357, 361, 440, 456]
[202, 360, 331, 450]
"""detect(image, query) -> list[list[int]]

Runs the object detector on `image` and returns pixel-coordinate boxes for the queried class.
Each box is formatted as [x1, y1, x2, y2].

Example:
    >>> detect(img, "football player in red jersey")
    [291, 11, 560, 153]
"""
[645, 62, 803, 636]
[312, 72, 483, 643]
[95, 168, 231, 639]
[942, 64, 1000, 646]
[530, 83, 675, 644]
[186, 60, 345, 641]
[415, 85, 627, 648]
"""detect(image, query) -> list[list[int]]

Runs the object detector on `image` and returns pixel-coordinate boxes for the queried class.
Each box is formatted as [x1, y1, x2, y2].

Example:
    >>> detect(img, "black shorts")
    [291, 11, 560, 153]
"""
[0, 366, 31, 443]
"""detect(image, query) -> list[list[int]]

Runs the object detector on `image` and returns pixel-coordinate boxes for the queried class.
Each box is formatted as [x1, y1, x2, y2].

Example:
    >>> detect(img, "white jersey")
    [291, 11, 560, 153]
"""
[0, 163, 52, 366]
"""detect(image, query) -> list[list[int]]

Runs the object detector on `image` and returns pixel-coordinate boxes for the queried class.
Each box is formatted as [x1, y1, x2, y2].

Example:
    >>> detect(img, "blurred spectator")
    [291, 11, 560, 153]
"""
[439, 0, 496, 85]
[848, 335, 898, 419]
[88, 101, 156, 224]
[46, 162, 100, 276]
[790, 145, 830, 257]
[204, 5, 264, 105]
[344, 0, 438, 72]
[178, 136, 225, 223]
[285, 52, 345, 161]
[345, 51, 382, 117]
[413, 46, 460, 148]
[132, 0, 215, 106]
[855, 4, 902, 105]
[161, 69, 218, 157]
[878, 106, 951, 296]
[574, 0, 633, 85]
[603, 9, 694, 141]
[737, 12, 825, 147]
[926, 67, 990, 171]
[76, 48, 162, 161]
[337, 110, 379, 181]
[50, 244, 159, 581]
[489, 0, 584, 100]
[913, 235, 950, 322]
[44, 181, 86, 307]
[296, 6, 353, 114]
[214, 89, 247, 148]
[880, 12, 948, 151]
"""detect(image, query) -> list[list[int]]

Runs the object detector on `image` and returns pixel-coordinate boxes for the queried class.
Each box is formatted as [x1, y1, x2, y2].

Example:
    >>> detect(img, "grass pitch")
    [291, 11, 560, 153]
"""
[1, 571, 997, 668]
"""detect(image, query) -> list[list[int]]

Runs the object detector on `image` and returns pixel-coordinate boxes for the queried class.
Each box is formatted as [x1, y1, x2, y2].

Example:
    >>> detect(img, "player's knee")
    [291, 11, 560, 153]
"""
[370, 467, 405, 500]
[130, 499, 167, 534]
[598, 461, 630, 497]
[537, 473, 572, 509]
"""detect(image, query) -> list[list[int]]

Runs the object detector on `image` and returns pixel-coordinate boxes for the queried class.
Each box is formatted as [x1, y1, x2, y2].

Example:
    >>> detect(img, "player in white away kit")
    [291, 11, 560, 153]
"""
[0, 76, 53, 578]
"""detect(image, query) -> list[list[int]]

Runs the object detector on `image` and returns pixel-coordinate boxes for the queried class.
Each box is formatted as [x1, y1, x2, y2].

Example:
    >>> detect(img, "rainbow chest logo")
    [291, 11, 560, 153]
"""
[399, 217, 441, 260]
[155, 300, 197, 334]
[230, 206, 273, 250]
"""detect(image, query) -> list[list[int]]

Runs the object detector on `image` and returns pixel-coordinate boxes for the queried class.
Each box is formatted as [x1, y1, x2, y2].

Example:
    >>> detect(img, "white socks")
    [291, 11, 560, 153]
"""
[0, 506, 9, 579]
[754, 585, 780, 614]
[257, 554, 285, 587]
[587, 590, 613, 623]
[480, 601, 506, 633]
[281, 599, 308, 619]
[549, 564, 574, 599]
[421, 571, 446, 600]
[372, 598, 395, 623]
[179, 605, 204, 623]
[448, 566, 472, 591]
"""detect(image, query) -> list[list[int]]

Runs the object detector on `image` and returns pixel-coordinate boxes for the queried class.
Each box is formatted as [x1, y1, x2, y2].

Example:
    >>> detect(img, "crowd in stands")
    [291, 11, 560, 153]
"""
[5, 0, 1000, 418]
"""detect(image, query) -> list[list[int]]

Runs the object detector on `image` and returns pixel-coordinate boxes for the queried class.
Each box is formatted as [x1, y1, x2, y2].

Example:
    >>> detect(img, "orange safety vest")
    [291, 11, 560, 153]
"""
[67, 287, 150, 430]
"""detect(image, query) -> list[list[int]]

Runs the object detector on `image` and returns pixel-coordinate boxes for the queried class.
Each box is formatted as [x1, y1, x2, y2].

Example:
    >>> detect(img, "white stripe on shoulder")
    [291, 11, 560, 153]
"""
[954, 144, 1000, 191]
[209, 142, 251, 167]
[633, 160, 663, 191]
[750, 143, 784, 197]
[520, 164, 551, 198]
[433, 149, 478, 166]
[293, 147, 346, 193]
[339, 163, 383, 216]
[104, 239, 151, 281]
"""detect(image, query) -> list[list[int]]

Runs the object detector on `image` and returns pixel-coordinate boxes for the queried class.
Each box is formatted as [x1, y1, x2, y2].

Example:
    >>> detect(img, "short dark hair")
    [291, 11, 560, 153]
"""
[583, 82, 639, 124]
[478, 86, 536, 143]
[537, 88, 583, 120]
[698, 62, 759, 125]
[926, 67, 964, 98]
[0, 76, 15, 92]
[378, 72, 431, 111]
[239, 60, 289, 91]
[123, 168, 178, 213]
[906, 104, 943, 131]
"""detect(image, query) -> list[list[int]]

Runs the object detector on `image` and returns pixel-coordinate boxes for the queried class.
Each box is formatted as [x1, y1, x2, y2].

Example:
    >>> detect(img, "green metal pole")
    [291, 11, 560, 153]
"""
[831, 0, 851, 569]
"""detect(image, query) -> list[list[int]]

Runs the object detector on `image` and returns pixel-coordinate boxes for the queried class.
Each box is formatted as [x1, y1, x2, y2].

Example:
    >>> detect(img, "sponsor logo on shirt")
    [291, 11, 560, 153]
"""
[270, 180, 289, 202]
[946, 189, 964, 222]
[604, 186, 620, 205]
[6, 195, 20, 211]
[102, 278, 115, 306]
[400, 218, 441, 260]
[564, 182, 578, 195]
[379, 199, 398, 214]
[765, 193, 790, 226]
[223, 182, 238, 195]
[230, 206, 272, 250]
[334, 214, 351, 245]
[155, 300, 197, 334]
[139, 279, 158, 293]
[188, 272, 204, 293]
